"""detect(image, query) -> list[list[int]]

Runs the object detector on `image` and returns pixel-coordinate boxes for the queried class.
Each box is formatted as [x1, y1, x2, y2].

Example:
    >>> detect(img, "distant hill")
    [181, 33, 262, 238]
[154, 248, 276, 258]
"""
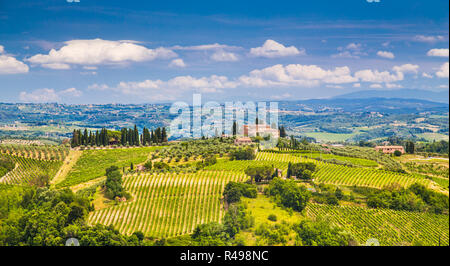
[334, 89, 449, 104]
[279, 97, 449, 114]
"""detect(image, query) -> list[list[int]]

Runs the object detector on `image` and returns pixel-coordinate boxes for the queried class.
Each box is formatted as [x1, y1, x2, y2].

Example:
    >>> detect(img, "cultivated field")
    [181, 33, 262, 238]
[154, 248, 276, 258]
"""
[307, 203, 449, 246]
[56, 146, 161, 187]
[88, 170, 246, 238]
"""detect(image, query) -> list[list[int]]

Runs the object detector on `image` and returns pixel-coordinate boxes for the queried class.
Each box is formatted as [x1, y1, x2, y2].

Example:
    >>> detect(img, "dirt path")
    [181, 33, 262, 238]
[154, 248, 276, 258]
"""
[50, 150, 82, 186]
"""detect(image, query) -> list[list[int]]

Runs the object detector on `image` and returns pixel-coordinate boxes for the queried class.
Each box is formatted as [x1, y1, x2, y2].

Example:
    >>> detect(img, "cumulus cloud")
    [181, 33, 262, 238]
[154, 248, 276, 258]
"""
[427, 48, 449, 57]
[369, 84, 383, 89]
[60, 87, 83, 97]
[169, 58, 186, 68]
[385, 83, 403, 89]
[249, 40, 304, 58]
[414, 35, 445, 43]
[332, 43, 366, 59]
[422, 72, 433, 78]
[90, 75, 237, 101]
[239, 64, 357, 87]
[436, 62, 449, 78]
[27, 39, 177, 69]
[41, 63, 71, 70]
[19, 88, 83, 102]
[88, 62, 426, 100]
[354, 69, 403, 83]
[0, 45, 29, 74]
[377, 51, 395, 59]
[0, 55, 29, 74]
[211, 50, 239, 62]
[171, 43, 240, 51]
[20, 88, 59, 102]
[392, 64, 419, 74]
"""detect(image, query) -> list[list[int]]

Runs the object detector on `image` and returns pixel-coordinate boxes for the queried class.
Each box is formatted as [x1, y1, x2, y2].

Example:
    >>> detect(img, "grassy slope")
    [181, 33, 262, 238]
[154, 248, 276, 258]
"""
[57, 146, 160, 187]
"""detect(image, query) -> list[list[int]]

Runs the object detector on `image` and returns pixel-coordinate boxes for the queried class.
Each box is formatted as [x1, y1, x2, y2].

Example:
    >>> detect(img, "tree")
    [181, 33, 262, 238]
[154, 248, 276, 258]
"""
[161, 127, 168, 142]
[335, 187, 344, 200]
[394, 150, 402, 157]
[105, 166, 126, 199]
[405, 141, 415, 154]
[266, 178, 311, 212]
[294, 220, 354, 246]
[245, 165, 274, 183]
[232, 121, 237, 136]
[143, 161, 152, 170]
[223, 182, 242, 204]
[230, 148, 255, 160]
[279, 126, 287, 138]
[288, 162, 316, 180]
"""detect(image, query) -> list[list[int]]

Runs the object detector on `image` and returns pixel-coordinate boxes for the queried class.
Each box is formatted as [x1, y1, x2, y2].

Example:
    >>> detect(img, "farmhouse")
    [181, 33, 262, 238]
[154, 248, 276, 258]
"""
[243, 123, 279, 138]
[234, 137, 253, 145]
[375, 145, 405, 154]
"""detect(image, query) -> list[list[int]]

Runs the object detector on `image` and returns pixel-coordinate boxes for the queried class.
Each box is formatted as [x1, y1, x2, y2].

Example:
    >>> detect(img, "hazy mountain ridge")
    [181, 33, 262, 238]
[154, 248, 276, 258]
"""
[334, 89, 449, 104]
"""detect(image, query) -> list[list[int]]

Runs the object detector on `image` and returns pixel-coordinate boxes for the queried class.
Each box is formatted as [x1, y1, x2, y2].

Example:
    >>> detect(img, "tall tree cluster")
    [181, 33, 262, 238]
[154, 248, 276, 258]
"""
[71, 126, 168, 147]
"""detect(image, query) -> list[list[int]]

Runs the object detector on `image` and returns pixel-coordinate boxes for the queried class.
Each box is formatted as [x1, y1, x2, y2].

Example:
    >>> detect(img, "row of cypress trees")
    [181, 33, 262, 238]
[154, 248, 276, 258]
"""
[71, 126, 167, 147]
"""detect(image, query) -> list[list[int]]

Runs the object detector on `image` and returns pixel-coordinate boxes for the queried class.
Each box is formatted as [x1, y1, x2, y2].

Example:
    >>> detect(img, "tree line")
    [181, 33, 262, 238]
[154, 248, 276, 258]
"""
[71, 126, 168, 147]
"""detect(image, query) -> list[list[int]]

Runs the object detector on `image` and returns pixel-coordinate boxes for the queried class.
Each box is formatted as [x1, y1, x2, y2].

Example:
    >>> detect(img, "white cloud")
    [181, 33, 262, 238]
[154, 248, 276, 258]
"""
[353, 83, 361, 88]
[422, 72, 433, 78]
[438, 84, 449, 89]
[249, 40, 304, 58]
[332, 43, 367, 59]
[91, 75, 237, 101]
[436, 62, 449, 78]
[19, 88, 59, 102]
[377, 51, 395, 59]
[385, 83, 403, 89]
[171, 43, 240, 51]
[42, 63, 71, 70]
[19, 87, 83, 102]
[0, 54, 29, 74]
[60, 87, 83, 97]
[239, 64, 357, 87]
[355, 69, 403, 83]
[427, 48, 449, 57]
[0, 45, 4, 54]
[211, 50, 239, 62]
[88, 83, 109, 91]
[414, 35, 445, 43]
[169, 58, 186, 68]
[83, 66, 98, 70]
[392, 64, 419, 74]
[369, 84, 383, 89]
[326, 85, 344, 89]
[27, 39, 177, 68]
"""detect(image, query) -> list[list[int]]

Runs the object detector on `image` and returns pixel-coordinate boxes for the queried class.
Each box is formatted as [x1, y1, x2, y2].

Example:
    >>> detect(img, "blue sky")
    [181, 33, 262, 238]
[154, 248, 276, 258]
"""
[0, 0, 448, 104]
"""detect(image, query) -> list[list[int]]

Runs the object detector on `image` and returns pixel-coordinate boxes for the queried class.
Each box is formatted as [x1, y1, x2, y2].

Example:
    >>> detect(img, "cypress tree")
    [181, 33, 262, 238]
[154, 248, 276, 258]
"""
[162, 127, 168, 143]
[155, 127, 162, 143]
[134, 125, 139, 146]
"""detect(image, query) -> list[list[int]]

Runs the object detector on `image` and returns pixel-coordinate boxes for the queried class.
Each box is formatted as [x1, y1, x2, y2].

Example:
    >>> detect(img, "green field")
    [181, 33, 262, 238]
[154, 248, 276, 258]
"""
[0, 154, 63, 185]
[89, 170, 245, 238]
[307, 203, 449, 246]
[57, 147, 161, 187]
[301, 132, 356, 142]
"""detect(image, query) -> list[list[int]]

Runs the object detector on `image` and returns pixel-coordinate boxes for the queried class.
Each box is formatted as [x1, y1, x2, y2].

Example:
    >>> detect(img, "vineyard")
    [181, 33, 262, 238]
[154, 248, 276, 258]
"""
[254, 151, 432, 188]
[307, 203, 449, 246]
[0, 144, 69, 161]
[57, 146, 160, 188]
[88, 170, 246, 238]
[0, 154, 63, 185]
[314, 163, 431, 189]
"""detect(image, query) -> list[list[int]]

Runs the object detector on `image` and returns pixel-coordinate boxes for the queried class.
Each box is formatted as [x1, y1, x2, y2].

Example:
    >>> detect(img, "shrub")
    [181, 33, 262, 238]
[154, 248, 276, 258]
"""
[268, 214, 277, 222]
